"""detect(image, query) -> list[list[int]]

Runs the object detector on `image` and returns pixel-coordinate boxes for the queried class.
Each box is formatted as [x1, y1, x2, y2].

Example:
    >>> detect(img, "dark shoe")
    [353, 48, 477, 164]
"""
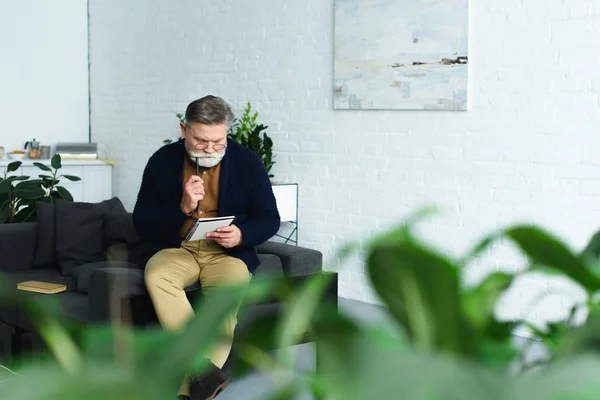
[188, 361, 231, 400]
[177, 397, 190, 400]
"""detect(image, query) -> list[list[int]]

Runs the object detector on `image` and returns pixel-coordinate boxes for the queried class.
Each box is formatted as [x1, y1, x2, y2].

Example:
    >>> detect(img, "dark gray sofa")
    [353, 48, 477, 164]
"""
[0, 197, 335, 369]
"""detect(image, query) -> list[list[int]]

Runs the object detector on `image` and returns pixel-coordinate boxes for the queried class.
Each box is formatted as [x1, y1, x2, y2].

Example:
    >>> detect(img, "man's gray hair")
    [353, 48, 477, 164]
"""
[184, 95, 235, 128]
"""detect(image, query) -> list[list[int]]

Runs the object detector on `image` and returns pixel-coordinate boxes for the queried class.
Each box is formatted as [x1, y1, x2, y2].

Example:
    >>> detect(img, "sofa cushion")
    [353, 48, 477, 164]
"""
[71, 261, 140, 293]
[31, 197, 125, 271]
[55, 200, 105, 277]
[104, 212, 154, 268]
[257, 241, 323, 276]
[2, 269, 77, 291]
[96, 197, 127, 215]
[106, 242, 129, 262]
[0, 269, 76, 327]
[32, 201, 56, 268]
[104, 212, 139, 244]
[253, 254, 284, 277]
[0, 222, 38, 272]
[17, 292, 89, 331]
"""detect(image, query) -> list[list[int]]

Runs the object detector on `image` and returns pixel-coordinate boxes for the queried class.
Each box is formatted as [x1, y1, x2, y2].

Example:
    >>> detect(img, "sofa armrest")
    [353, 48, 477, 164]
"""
[88, 267, 146, 323]
[256, 241, 322, 276]
[0, 222, 37, 272]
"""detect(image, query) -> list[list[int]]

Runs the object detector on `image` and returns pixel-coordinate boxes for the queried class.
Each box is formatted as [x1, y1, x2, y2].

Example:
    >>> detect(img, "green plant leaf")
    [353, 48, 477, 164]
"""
[462, 272, 514, 333]
[479, 338, 520, 370]
[367, 238, 479, 356]
[13, 204, 37, 223]
[550, 311, 600, 359]
[263, 384, 297, 400]
[42, 179, 57, 188]
[51, 153, 62, 169]
[33, 162, 52, 172]
[0, 200, 9, 223]
[486, 320, 517, 341]
[143, 284, 260, 399]
[1, 362, 142, 400]
[0, 178, 12, 194]
[54, 186, 73, 201]
[514, 354, 600, 399]
[7, 161, 22, 172]
[459, 232, 500, 267]
[61, 174, 82, 182]
[13, 184, 45, 199]
[314, 306, 504, 400]
[581, 229, 600, 260]
[17, 178, 43, 186]
[540, 321, 571, 350]
[503, 225, 600, 293]
[276, 273, 332, 350]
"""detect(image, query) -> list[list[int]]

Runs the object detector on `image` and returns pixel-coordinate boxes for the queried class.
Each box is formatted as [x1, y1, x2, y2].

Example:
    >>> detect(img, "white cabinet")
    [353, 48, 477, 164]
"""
[0, 159, 113, 203]
[272, 182, 298, 245]
[82, 165, 113, 203]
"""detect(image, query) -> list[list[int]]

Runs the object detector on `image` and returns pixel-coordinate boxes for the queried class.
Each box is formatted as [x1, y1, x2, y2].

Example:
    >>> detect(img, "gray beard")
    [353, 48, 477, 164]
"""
[187, 148, 226, 168]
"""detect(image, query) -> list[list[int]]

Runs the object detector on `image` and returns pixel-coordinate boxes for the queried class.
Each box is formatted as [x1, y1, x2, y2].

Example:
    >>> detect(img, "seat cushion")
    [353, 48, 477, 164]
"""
[2, 269, 77, 292]
[253, 254, 284, 277]
[0, 269, 76, 327]
[17, 292, 89, 332]
[71, 261, 140, 293]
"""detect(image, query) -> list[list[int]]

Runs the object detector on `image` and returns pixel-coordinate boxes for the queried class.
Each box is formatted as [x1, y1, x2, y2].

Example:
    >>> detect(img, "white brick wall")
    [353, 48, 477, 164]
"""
[90, 0, 600, 327]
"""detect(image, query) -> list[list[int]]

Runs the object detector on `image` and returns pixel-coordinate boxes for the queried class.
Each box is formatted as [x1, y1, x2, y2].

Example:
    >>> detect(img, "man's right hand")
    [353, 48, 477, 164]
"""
[181, 175, 204, 215]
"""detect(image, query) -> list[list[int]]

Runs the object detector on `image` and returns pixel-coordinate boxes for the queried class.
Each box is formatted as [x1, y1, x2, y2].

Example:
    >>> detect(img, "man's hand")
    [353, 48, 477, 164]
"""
[181, 175, 204, 215]
[207, 225, 242, 248]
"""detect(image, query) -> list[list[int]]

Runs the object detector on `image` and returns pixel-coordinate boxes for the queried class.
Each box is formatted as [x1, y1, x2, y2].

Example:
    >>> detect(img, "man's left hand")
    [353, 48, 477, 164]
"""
[207, 225, 242, 248]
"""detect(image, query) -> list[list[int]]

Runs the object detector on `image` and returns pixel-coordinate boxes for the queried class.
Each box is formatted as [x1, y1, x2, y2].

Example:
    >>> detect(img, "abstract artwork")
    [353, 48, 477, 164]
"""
[334, 0, 469, 111]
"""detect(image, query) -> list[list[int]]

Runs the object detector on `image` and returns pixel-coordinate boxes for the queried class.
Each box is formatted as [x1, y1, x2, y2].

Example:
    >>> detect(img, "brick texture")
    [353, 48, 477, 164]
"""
[90, 0, 600, 327]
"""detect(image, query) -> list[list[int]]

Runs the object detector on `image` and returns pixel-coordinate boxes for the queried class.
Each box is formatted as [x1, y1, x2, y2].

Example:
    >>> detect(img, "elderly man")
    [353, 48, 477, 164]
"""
[132, 95, 280, 400]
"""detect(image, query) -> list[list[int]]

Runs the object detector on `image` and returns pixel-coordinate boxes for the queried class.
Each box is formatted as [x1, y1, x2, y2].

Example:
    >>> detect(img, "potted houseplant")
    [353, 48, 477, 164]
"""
[227, 102, 275, 179]
[0, 154, 81, 223]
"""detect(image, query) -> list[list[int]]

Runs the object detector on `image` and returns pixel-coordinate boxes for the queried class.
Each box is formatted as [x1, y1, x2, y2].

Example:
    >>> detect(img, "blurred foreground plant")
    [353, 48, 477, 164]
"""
[4, 207, 600, 399]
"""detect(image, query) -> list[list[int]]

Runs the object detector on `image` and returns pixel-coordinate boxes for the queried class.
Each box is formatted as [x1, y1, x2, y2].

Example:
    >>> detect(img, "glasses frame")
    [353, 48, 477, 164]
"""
[185, 130, 227, 151]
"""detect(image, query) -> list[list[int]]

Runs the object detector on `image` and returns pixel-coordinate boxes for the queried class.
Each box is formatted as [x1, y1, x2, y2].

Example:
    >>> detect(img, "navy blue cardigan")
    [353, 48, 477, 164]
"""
[132, 138, 280, 272]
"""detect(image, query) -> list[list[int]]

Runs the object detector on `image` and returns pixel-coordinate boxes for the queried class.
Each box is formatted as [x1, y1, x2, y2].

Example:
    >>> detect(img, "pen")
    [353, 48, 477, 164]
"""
[196, 157, 199, 176]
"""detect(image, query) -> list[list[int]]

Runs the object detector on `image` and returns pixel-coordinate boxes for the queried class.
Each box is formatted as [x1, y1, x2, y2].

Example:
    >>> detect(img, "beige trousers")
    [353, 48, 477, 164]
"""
[144, 239, 250, 396]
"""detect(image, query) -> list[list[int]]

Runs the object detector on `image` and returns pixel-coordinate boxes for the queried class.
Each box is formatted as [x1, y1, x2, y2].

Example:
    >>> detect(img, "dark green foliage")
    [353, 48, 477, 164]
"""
[5, 209, 600, 398]
[0, 154, 81, 223]
[227, 102, 275, 178]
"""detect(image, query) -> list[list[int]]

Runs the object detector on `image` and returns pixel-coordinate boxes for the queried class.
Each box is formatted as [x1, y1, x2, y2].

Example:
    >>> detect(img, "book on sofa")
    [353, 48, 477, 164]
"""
[17, 280, 67, 294]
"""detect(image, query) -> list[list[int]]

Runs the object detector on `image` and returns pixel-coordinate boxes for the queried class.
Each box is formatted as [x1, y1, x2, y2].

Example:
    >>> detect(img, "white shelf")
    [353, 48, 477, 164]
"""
[1, 159, 114, 204]
[0, 159, 114, 167]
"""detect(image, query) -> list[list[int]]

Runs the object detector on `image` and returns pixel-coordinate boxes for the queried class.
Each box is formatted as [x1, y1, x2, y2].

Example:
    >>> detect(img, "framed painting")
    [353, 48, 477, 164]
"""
[334, 0, 469, 111]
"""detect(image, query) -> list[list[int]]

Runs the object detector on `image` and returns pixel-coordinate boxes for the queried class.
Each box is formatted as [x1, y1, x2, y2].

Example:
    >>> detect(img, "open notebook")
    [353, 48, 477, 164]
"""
[183, 215, 235, 242]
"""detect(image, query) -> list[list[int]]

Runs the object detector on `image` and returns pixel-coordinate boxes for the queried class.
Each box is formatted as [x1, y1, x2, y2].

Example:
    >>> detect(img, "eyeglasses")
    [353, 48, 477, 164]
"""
[186, 131, 227, 151]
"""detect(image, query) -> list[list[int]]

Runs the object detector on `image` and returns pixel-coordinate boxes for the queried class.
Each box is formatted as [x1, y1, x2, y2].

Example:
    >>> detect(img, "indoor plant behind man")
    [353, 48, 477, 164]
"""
[132, 95, 281, 400]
